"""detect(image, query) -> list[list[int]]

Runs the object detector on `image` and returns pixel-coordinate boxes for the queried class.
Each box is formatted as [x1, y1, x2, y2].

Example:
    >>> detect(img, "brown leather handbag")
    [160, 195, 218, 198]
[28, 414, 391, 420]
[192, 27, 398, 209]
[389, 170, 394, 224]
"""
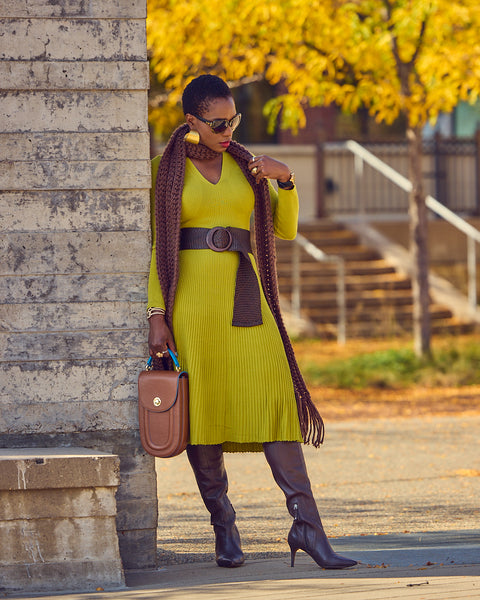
[138, 350, 189, 458]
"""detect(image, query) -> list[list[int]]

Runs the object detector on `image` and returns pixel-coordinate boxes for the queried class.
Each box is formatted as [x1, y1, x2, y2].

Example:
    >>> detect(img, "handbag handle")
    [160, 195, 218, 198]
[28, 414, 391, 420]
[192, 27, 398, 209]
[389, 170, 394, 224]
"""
[146, 349, 181, 372]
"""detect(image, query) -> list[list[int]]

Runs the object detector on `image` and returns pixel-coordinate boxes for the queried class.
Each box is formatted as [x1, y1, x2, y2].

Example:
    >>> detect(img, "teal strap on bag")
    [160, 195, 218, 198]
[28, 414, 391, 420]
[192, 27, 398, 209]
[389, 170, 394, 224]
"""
[146, 349, 181, 372]
[167, 348, 181, 371]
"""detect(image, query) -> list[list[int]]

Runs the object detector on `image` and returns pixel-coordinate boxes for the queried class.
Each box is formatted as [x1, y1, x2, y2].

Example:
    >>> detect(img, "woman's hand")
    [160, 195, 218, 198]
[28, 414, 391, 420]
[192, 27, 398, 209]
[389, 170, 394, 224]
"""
[148, 314, 177, 358]
[248, 155, 291, 185]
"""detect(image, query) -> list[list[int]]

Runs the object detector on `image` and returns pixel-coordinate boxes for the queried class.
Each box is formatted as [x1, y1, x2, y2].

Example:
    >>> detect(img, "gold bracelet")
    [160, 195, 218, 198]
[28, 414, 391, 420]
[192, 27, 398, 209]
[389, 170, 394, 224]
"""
[147, 307, 166, 319]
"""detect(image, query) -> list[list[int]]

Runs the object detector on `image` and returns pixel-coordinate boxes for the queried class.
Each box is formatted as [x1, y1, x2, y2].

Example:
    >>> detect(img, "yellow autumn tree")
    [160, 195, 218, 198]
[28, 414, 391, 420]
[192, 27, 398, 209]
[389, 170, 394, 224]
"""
[147, 1, 284, 138]
[147, 0, 480, 355]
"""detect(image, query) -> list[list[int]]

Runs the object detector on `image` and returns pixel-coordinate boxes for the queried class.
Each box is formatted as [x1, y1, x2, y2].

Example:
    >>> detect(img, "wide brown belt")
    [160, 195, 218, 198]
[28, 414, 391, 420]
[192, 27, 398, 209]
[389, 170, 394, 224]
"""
[180, 226, 262, 327]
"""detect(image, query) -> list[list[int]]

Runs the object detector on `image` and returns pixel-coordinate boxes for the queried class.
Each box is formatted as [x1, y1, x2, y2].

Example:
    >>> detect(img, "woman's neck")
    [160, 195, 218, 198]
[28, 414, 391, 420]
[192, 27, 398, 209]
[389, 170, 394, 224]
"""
[189, 153, 223, 185]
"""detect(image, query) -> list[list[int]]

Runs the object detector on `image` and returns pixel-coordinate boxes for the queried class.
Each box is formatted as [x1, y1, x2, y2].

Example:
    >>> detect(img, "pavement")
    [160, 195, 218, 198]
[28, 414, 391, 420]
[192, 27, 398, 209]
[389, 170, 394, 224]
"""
[9, 415, 480, 599]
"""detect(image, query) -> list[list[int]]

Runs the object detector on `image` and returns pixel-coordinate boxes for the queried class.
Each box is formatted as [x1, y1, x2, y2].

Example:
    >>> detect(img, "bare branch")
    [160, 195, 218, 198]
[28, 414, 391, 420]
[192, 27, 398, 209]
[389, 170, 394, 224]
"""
[225, 74, 266, 89]
[409, 16, 429, 67]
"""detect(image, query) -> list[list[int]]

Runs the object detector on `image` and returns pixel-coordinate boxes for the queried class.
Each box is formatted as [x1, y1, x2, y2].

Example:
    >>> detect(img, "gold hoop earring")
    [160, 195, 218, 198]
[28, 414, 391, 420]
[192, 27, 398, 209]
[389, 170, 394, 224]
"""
[184, 130, 200, 145]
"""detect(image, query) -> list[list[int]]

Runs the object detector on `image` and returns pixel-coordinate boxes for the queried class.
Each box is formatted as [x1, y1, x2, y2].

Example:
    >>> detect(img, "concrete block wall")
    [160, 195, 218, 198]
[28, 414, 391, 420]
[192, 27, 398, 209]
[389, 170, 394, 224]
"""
[0, 0, 157, 570]
[0, 448, 124, 592]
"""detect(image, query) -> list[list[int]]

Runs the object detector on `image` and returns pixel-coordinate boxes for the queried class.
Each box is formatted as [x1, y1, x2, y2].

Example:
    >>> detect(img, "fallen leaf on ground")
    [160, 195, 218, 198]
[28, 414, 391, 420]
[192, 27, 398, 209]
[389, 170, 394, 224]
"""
[455, 469, 480, 477]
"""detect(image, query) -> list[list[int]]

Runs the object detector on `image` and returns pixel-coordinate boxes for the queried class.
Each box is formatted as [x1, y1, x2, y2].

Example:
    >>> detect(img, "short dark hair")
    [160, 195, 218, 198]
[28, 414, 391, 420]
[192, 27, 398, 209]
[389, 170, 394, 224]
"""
[182, 74, 232, 116]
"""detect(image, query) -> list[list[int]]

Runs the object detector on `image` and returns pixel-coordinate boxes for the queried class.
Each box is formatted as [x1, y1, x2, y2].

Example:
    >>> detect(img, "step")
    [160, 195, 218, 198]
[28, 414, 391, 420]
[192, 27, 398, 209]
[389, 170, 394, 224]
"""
[296, 288, 414, 307]
[278, 273, 412, 293]
[279, 230, 360, 248]
[303, 304, 453, 324]
[279, 281, 412, 294]
[334, 322, 413, 337]
[275, 246, 381, 263]
[276, 240, 370, 256]
[344, 261, 398, 276]
[333, 319, 476, 338]
[277, 221, 475, 338]
[431, 319, 476, 335]
[277, 256, 395, 275]
[298, 220, 345, 233]
[277, 261, 398, 278]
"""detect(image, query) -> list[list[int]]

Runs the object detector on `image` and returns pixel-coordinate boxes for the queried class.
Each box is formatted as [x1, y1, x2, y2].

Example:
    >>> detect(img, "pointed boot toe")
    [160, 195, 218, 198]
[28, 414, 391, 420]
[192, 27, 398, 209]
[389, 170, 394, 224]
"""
[288, 522, 357, 569]
[326, 553, 357, 569]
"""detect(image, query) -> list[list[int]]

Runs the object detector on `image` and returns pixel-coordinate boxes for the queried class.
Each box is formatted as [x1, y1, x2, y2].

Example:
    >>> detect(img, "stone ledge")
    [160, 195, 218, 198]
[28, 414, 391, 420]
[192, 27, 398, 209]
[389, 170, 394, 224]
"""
[0, 132, 150, 161]
[0, 487, 117, 520]
[0, 0, 146, 19]
[0, 91, 147, 134]
[0, 19, 146, 61]
[1, 231, 150, 276]
[0, 516, 121, 563]
[0, 560, 125, 593]
[0, 273, 148, 304]
[0, 60, 149, 91]
[0, 447, 120, 490]
[0, 159, 151, 190]
[1, 330, 146, 363]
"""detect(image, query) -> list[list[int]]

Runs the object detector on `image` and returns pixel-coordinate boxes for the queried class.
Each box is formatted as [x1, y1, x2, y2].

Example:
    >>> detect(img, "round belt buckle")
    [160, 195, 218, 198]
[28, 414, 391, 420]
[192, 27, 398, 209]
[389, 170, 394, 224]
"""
[206, 227, 233, 252]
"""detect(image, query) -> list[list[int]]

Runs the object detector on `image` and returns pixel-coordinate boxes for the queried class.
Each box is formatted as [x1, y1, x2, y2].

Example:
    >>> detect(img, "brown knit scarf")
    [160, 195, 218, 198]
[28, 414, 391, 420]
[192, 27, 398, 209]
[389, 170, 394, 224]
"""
[154, 123, 324, 446]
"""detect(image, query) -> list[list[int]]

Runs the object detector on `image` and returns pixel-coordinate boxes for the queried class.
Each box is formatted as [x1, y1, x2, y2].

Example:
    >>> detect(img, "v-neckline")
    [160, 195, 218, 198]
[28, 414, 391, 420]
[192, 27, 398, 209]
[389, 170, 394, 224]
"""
[188, 154, 224, 185]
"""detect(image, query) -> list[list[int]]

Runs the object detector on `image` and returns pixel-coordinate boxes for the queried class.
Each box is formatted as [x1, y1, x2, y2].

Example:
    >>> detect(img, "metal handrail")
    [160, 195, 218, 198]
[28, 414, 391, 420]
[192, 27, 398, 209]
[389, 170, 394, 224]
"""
[292, 233, 346, 344]
[344, 140, 479, 309]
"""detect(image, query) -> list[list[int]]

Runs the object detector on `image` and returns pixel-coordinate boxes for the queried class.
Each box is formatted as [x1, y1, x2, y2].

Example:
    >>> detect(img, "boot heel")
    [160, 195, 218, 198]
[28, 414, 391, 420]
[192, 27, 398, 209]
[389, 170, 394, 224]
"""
[289, 544, 297, 567]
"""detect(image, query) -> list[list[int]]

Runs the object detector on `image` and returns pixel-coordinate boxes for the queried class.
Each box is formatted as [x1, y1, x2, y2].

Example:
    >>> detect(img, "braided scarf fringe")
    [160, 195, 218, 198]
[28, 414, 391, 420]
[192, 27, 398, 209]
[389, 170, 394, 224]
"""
[154, 123, 325, 446]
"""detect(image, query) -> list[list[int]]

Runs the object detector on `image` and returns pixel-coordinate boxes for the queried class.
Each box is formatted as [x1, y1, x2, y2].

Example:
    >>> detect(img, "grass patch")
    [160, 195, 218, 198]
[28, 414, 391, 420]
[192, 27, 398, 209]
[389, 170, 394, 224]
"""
[295, 334, 480, 389]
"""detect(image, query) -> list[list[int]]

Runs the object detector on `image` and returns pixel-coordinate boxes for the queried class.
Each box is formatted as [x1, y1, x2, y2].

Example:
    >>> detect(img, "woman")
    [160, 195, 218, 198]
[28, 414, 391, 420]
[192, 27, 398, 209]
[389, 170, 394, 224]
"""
[148, 74, 356, 570]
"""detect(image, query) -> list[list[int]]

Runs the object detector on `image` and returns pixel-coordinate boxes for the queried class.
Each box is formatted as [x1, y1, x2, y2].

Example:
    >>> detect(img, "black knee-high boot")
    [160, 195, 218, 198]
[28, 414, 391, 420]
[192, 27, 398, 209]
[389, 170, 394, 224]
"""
[186, 444, 244, 568]
[263, 441, 357, 569]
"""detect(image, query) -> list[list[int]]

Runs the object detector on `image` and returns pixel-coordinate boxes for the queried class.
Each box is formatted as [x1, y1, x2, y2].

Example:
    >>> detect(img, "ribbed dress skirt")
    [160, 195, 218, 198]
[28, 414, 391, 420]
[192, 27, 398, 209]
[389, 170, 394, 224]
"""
[148, 153, 302, 452]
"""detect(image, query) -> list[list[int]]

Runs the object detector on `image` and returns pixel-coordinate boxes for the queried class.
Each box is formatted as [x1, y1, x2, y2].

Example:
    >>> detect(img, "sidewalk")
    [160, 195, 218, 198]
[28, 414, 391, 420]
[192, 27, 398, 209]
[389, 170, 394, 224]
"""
[9, 415, 480, 599]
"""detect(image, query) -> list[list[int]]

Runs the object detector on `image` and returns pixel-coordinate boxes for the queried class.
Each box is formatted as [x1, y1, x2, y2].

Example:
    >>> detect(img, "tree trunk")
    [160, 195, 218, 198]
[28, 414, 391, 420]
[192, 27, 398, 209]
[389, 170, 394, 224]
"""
[407, 126, 431, 356]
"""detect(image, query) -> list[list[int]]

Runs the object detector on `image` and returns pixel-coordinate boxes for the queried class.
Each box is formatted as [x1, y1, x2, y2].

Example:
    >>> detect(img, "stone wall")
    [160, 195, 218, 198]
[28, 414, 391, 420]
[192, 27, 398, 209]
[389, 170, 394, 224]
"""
[0, 0, 157, 569]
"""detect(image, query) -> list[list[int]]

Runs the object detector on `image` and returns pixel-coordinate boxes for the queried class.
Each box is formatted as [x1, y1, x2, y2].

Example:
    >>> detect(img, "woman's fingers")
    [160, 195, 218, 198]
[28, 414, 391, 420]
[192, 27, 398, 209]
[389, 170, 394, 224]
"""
[148, 317, 176, 356]
[249, 155, 290, 182]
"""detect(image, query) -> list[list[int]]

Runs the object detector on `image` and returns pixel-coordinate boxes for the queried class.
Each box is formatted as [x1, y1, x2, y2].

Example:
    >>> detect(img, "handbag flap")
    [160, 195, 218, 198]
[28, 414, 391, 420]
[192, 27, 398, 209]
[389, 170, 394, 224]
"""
[138, 370, 187, 413]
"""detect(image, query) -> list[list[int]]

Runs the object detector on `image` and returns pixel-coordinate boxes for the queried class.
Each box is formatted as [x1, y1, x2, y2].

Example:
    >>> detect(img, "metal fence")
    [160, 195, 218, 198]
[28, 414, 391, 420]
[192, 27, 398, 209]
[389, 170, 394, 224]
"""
[338, 140, 480, 311]
[323, 138, 479, 217]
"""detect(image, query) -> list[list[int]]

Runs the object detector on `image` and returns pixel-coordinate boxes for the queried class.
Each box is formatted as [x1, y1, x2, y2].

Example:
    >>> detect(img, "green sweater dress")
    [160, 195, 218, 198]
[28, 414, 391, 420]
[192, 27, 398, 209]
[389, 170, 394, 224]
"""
[148, 152, 303, 452]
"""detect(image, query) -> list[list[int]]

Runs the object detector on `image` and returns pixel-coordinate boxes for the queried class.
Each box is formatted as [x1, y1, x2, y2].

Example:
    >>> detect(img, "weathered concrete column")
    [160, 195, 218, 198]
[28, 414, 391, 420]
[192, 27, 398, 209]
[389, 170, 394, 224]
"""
[0, 448, 124, 592]
[0, 0, 156, 570]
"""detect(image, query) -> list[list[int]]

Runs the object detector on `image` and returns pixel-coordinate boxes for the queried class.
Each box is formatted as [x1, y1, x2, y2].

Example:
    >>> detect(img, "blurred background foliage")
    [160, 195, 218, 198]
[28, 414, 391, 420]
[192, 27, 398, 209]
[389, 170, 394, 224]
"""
[147, 0, 480, 143]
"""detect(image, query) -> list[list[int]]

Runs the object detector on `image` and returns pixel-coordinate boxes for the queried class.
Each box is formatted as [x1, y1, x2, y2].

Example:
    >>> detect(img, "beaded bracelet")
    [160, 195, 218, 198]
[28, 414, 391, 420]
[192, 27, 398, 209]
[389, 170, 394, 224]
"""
[147, 307, 166, 319]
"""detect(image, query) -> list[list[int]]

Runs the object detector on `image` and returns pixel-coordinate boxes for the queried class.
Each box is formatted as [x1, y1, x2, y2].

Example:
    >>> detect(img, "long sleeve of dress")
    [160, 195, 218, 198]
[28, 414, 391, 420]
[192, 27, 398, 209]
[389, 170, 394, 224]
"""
[147, 155, 165, 309]
[268, 180, 299, 240]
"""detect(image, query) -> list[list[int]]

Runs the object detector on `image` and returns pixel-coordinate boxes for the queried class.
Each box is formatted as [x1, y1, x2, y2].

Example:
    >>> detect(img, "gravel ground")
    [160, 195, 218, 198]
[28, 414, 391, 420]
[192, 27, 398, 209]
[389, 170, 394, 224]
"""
[155, 415, 480, 565]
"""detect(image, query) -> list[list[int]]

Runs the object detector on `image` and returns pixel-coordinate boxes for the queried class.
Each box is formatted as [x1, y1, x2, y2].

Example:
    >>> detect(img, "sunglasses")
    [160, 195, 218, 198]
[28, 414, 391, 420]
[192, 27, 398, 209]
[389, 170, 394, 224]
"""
[194, 112, 242, 134]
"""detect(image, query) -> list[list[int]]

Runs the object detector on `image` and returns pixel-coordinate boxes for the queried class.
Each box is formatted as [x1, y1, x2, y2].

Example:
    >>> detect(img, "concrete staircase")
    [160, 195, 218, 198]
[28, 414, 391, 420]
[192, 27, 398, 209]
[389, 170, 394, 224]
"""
[276, 220, 475, 338]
